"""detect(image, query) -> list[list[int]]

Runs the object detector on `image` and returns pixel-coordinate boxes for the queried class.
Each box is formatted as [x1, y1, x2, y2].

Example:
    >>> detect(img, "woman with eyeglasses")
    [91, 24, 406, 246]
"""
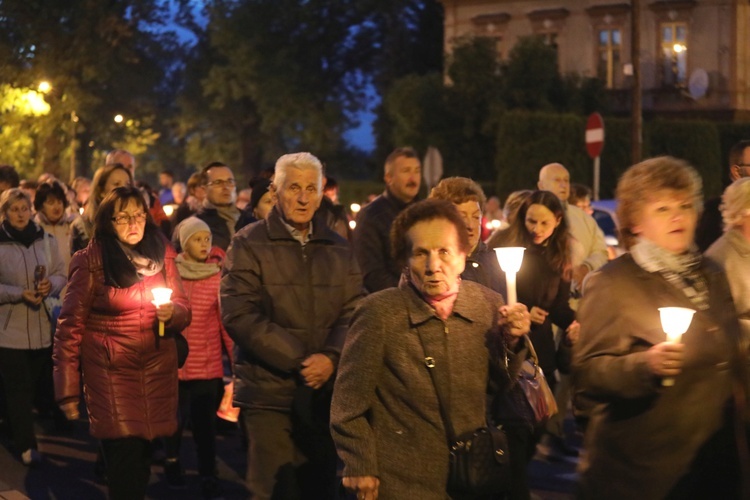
[0, 188, 66, 466]
[53, 186, 190, 500]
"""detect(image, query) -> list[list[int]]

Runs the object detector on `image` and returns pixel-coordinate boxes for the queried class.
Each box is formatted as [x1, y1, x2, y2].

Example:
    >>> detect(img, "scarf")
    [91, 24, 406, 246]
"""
[204, 199, 240, 239]
[99, 233, 165, 288]
[630, 237, 710, 311]
[175, 254, 221, 280]
[2, 220, 44, 248]
[407, 273, 461, 321]
[117, 241, 162, 277]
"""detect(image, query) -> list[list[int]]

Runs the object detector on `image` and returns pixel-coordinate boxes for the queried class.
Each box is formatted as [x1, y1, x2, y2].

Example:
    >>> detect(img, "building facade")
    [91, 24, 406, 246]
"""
[440, 0, 750, 119]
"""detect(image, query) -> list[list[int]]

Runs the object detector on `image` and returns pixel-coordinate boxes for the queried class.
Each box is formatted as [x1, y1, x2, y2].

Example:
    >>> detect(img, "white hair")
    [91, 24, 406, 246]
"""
[720, 177, 750, 230]
[273, 152, 323, 192]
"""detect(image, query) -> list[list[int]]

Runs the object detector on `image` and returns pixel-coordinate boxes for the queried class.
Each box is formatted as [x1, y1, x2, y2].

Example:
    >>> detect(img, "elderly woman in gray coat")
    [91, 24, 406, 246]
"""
[331, 199, 531, 499]
[706, 177, 750, 339]
[573, 157, 745, 499]
[0, 188, 66, 465]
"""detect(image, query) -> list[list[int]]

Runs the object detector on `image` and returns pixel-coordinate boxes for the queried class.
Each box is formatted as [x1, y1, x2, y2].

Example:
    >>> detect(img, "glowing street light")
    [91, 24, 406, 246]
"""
[38, 81, 51, 93]
[673, 43, 686, 53]
[114, 114, 124, 123]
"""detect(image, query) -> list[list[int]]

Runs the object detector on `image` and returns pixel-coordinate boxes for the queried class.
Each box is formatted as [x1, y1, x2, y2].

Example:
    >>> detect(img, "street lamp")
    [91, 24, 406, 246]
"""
[114, 114, 124, 123]
[38, 81, 51, 94]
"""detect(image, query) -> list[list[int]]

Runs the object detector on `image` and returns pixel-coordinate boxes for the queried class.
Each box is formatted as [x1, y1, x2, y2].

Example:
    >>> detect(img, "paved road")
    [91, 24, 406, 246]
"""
[0, 415, 577, 499]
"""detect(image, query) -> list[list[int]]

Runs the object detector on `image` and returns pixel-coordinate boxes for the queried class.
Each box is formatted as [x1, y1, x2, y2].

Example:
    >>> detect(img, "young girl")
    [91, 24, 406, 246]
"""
[164, 217, 233, 499]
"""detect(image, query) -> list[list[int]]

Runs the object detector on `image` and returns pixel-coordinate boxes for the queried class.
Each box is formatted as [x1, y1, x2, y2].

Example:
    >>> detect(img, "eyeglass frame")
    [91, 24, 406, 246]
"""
[205, 179, 236, 188]
[111, 212, 148, 226]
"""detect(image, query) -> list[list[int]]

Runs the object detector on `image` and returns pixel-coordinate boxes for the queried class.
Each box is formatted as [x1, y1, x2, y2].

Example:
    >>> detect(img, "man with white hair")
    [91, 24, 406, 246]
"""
[221, 152, 362, 499]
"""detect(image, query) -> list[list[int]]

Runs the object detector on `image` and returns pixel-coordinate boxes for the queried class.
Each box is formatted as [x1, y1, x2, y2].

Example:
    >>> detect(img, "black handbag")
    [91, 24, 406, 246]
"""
[417, 327, 510, 496]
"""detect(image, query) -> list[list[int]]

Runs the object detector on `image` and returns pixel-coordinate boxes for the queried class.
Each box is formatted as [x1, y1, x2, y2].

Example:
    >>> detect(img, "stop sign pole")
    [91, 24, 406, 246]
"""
[585, 113, 605, 200]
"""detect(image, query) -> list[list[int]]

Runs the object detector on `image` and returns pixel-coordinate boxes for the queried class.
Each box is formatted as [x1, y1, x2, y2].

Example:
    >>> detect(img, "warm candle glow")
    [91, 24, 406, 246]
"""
[151, 287, 173, 306]
[658, 307, 695, 342]
[494, 247, 525, 274]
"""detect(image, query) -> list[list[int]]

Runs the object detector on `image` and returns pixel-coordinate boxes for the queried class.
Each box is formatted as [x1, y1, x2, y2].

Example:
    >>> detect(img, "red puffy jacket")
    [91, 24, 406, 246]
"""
[177, 246, 233, 381]
[53, 240, 191, 440]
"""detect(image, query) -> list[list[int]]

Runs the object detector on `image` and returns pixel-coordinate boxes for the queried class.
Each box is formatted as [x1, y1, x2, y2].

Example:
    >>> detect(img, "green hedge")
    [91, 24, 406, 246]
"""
[495, 111, 743, 201]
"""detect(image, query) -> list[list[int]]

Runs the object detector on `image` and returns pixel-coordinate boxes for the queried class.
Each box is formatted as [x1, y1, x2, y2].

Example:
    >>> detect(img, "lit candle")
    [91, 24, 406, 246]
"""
[494, 247, 525, 305]
[151, 287, 173, 337]
[658, 307, 695, 387]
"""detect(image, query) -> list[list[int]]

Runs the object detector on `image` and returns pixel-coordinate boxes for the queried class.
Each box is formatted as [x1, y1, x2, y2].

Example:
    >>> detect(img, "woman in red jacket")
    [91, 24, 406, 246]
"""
[53, 186, 190, 500]
[164, 217, 233, 498]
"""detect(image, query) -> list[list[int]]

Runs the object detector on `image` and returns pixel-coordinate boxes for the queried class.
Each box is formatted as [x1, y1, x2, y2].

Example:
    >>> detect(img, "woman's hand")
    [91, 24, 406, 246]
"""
[499, 303, 531, 337]
[36, 278, 51, 298]
[342, 475, 379, 500]
[22, 289, 43, 306]
[566, 320, 581, 345]
[529, 306, 549, 325]
[646, 341, 685, 377]
[155, 302, 174, 323]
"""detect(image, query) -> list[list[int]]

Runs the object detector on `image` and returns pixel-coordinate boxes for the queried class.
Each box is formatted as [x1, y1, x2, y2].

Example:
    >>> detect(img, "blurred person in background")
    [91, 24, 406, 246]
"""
[159, 170, 175, 206]
[0, 165, 20, 194]
[20, 180, 38, 206]
[172, 172, 207, 228]
[429, 176, 504, 294]
[236, 188, 252, 211]
[171, 182, 187, 206]
[317, 175, 350, 240]
[354, 147, 421, 293]
[71, 176, 91, 210]
[0, 188, 66, 465]
[236, 178, 273, 230]
[706, 177, 750, 339]
[35, 180, 75, 274]
[70, 164, 133, 253]
[54, 186, 190, 500]
[573, 157, 744, 499]
[569, 183, 594, 216]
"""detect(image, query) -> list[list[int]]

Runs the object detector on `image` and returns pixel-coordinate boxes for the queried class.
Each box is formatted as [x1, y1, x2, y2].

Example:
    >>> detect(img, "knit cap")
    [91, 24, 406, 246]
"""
[179, 216, 211, 251]
[250, 178, 272, 211]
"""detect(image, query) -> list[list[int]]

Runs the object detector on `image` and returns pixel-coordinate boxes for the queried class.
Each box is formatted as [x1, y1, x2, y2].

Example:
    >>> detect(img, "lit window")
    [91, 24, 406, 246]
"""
[597, 29, 622, 88]
[661, 22, 688, 86]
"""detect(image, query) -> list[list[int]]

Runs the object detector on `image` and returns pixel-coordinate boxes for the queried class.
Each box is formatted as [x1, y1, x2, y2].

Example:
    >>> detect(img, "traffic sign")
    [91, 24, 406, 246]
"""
[585, 112, 605, 159]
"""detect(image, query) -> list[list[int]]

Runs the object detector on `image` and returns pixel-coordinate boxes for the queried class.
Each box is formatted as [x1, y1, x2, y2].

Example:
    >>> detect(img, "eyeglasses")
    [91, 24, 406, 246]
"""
[206, 179, 236, 188]
[112, 212, 147, 226]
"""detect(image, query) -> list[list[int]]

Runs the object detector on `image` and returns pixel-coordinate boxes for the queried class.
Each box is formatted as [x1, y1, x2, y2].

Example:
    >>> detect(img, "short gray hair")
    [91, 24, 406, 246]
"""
[274, 152, 323, 192]
[0, 188, 31, 220]
[721, 177, 750, 230]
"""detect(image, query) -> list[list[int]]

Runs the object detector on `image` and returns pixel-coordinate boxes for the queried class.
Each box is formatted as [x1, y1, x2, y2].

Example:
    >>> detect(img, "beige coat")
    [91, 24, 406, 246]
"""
[706, 229, 750, 339]
[331, 280, 521, 499]
[573, 254, 743, 499]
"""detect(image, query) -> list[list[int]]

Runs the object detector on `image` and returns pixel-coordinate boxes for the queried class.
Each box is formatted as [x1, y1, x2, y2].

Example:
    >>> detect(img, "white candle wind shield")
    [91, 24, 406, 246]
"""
[658, 307, 696, 387]
[494, 247, 525, 305]
[151, 287, 173, 337]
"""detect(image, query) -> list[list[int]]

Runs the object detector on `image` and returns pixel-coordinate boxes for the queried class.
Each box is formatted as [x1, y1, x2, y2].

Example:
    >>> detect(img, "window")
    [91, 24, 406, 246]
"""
[660, 22, 688, 86]
[597, 29, 622, 88]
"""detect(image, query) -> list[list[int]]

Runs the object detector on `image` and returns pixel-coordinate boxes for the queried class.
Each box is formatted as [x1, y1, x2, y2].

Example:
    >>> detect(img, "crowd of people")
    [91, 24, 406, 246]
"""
[0, 139, 748, 500]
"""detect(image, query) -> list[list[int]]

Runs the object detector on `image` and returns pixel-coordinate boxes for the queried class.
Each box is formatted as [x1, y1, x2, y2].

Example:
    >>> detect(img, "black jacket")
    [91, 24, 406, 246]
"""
[462, 241, 506, 297]
[353, 190, 413, 293]
[695, 196, 722, 253]
[220, 207, 363, 410]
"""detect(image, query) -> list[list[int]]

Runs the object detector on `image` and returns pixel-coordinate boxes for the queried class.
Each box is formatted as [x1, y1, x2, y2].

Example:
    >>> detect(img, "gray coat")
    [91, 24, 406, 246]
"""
[0, 223, 66, 349]
[330, 280, 522, 499]
[573, 254, 743, 499]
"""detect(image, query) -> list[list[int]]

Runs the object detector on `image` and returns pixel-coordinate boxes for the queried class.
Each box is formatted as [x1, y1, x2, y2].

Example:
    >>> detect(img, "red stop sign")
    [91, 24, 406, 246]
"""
[585, 112, 605, 159]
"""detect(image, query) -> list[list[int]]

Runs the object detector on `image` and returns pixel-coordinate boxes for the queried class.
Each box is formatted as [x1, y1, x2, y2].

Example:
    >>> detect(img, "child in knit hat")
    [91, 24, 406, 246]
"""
[164, 217, 233, 498]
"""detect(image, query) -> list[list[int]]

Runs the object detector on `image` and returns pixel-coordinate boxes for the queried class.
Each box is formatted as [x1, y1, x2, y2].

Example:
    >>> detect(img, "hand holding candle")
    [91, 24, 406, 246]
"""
[656, 307, 695, 386]
[151, 287, 173, 336]
[494, 247, 525, 305]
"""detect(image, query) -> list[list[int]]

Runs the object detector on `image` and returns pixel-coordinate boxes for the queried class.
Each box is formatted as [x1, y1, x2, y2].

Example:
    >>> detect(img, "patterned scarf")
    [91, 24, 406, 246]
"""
[630, 237, 710, 311]
[203, 199, 240, 239]
[407, 273, 461, 321]
[175, 254, 221, 280]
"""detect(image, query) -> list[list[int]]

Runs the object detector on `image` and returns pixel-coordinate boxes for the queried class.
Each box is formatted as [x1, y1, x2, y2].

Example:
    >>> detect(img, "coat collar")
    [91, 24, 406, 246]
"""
[265, 206, 335, 244]
[401, 278, 482, 327]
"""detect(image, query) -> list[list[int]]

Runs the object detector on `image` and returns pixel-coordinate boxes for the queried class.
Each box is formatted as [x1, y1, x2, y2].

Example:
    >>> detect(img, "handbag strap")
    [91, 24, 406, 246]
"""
[414, 323, 458, 444]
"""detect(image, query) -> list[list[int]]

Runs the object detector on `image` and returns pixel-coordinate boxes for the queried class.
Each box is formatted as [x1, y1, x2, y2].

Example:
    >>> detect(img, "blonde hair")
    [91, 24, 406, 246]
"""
[616, 156, 703, 250]
[0, 188, 31, 220]
[429, 177, 487, 210]
[720, 177, 750, 230]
